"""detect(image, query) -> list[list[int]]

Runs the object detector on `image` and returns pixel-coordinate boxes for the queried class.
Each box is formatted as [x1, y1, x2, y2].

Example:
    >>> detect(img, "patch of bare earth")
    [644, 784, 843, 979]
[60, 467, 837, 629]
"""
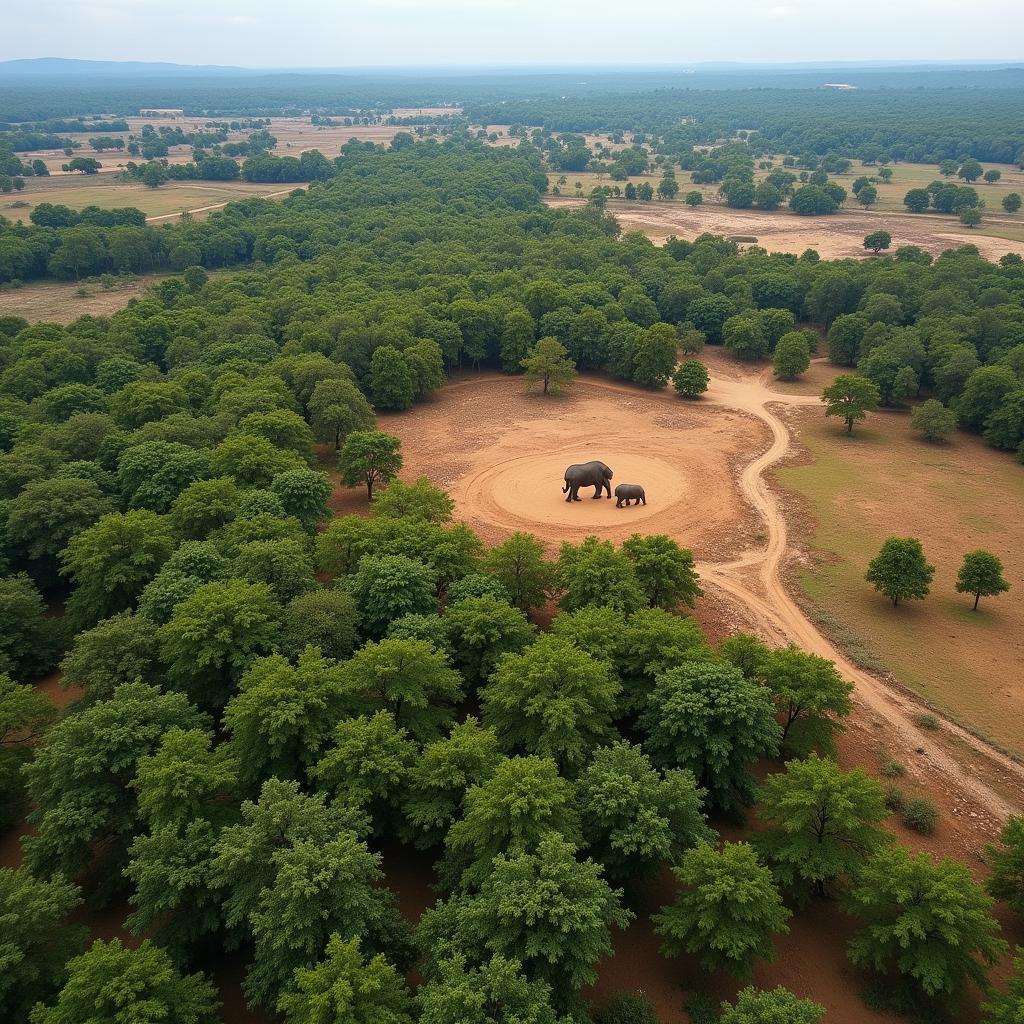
[546, 196, 1024, 261]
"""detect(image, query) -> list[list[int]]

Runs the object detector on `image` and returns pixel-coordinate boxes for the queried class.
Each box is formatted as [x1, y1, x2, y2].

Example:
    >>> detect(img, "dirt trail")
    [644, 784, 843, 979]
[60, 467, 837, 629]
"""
[698, 366, 1024, 823]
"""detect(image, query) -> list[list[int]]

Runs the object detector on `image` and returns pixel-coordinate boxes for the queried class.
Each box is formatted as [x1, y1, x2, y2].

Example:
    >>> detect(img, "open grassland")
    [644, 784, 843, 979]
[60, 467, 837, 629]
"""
[777, 407, 1024, 754]
[0, 268, 236, 324]
[1, 175, 291, 223]
[19, 114, 455, 176]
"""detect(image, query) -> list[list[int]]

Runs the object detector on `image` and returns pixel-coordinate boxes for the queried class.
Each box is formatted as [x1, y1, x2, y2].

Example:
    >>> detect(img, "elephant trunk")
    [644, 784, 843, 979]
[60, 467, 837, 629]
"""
[562, 481, 570, 493]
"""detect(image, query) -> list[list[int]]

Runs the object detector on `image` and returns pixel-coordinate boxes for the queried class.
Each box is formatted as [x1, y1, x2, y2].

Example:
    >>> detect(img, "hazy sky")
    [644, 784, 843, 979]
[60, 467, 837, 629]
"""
[4, 0, 1024, 67]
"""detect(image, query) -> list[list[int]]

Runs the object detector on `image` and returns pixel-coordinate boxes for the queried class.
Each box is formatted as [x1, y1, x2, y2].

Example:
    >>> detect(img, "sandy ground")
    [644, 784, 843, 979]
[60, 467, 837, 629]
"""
[546, 196, 1024, 261]
[366, 374, 768, 561]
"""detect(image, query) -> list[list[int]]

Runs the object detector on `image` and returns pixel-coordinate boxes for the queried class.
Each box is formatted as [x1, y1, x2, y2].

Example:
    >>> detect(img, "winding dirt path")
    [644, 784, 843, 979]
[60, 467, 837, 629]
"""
[698, 366, 1024, 822]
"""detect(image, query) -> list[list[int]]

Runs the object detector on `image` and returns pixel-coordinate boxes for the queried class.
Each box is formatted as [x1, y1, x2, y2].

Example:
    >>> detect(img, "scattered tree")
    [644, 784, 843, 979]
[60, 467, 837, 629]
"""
[864, 536, 935, 607]
[956, 550, 1010, 610]
[521, 337, 577, 396]
[822, 374, 881, 434]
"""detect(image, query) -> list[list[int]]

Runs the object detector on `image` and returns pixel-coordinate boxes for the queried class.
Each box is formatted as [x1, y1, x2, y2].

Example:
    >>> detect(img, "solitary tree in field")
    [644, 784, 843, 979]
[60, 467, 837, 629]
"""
[911, 399, 957, 442]
[857, 185, 878, 208]
[955, 550, 1009, 610]
[685, 190, 703, 207]
[865, 537, 935, 607]
[339, 430, 402, 502]
[822, 374, 881, 434]
[521, 337, 576, 395]
[673, 358, 709, 397]
[960, 206, 983, 227]
[863, 229, 891, 254]
[1003, 192, 1022, 213]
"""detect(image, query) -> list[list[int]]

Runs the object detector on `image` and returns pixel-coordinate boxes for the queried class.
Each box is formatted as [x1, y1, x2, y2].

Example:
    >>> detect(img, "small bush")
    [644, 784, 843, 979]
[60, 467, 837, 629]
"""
[903, 797, 939, 834]
[881, 758, 906, 779]
[684, 992, 718, 1024]
[884, 784, 907, 812]
[594, 992, 658, 1024]
[915, 712, 940, 730]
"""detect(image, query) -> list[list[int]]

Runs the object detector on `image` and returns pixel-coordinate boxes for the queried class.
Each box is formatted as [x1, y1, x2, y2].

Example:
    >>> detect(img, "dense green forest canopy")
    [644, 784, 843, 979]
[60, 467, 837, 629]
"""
[2, 136, 1024, 1024]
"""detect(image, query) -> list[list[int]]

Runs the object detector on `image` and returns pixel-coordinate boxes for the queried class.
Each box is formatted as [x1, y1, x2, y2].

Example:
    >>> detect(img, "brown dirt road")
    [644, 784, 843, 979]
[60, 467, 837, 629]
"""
[698, 364, 1024, 826]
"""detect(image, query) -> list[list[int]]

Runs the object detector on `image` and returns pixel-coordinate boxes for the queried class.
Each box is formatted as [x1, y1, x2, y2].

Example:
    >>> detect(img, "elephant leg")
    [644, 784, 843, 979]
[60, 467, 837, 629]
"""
[616, 498, 622, 507]
[592, 485, 602, 498]
[641, 496, 646, 505]
[565, 486, 572, 502]
[572, 486, 582, 502]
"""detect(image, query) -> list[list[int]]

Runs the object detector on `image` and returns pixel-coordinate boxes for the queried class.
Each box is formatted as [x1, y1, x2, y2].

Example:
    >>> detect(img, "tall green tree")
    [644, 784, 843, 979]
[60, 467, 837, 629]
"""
[754, 755, 891, 901]
[370, 346, 416, 412]
[342, 637, 464, 742]
[29, 938, 219, 1024]
[0, 868, 86, 1023]
[484, 531, 553, 612]
[822, 374, 881, 434]
[418, 953, 566, 1024]
[61, 509, 174, 625]
[422, 833, 631, 1008]
[640, 662, 781, 813]
[213, 778, 406, 1009]
[577, 740, 712, 880]
[557, 536, 646, 615]
[956, 550, 1010, 610]
[278, 934, 414, 1024]
[339, 430, 402, 501]
[654, 841, 791, 978]
[481, 633, 620, 773]
[402, 717, 503, 849]
[985, 816, 1024, 914]
[521, 337, 577, 396]
[757, 644, 853, 756]
[719, 987, 825, 1024]
[158, 580, 283, 709]
[620, 533, 702, 609]
[442, 755, 580, 890]
[865, 536, 935, 607]
[23, 683, 206, 885]
[845, 847, 1006, 1016]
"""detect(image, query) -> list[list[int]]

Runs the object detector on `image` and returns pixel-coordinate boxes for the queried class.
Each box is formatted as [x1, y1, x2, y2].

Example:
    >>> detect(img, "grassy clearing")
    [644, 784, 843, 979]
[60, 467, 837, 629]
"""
[0, 177, 288, 224]
[777, 408, 1024, 754]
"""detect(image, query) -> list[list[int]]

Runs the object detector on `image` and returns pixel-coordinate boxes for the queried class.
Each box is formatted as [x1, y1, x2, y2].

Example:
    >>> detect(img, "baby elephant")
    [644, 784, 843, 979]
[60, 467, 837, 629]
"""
[615, 483, 646, 507]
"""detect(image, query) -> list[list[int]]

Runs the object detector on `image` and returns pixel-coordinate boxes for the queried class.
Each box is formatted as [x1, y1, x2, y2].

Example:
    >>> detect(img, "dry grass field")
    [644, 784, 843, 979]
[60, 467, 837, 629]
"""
[1, 176, 291, 224]
[777, 406, 1024, 754]
[16, 113, 457, 177]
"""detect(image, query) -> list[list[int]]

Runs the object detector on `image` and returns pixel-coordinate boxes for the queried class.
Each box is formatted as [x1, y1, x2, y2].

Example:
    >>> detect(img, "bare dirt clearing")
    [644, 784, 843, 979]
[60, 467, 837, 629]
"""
[370, 374, 768, 560]
[546, 195, 1024, 261]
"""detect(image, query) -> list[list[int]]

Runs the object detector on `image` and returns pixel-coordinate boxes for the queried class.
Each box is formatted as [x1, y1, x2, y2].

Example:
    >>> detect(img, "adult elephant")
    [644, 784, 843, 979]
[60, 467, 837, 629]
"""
[562, 460, 613, 502]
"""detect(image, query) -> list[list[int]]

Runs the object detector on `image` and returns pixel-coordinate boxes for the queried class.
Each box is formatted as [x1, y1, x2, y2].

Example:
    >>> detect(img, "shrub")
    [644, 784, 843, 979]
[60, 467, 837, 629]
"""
[915, 712, 939, 730]
[903, 797, 939, 835]
[593, 991, 658, 1024]
[884, 785, 906, 812]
